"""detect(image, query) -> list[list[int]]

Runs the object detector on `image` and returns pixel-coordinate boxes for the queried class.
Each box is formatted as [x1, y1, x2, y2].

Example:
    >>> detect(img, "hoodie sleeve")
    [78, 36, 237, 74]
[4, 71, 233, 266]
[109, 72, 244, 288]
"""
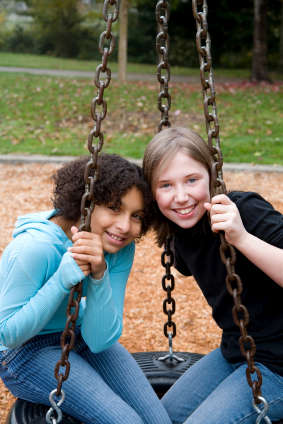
[0, 237, 85, 349]
[81, 242, 135, 353]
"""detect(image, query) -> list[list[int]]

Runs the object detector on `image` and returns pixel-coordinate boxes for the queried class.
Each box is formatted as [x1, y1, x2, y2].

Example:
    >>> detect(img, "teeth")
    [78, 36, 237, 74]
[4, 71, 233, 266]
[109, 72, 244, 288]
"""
[176, 206, 194, 215]
[108, 232, 124, 241]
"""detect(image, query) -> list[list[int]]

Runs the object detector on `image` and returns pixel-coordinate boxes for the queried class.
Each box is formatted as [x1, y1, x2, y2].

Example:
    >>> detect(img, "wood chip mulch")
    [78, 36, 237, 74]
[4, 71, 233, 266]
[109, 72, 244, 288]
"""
[0, 162, 282, 423]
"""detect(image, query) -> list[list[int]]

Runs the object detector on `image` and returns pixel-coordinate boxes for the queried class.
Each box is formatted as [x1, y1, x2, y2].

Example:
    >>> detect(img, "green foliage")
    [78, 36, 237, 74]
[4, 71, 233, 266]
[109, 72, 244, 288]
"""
[127, 8, 156, 64]
[126, 6, 198, 67]
[30, 0, 86, 57]
[130, 0, 282, 70]
[1, 1, 282, 71]
[4, 25, 35, 53]
[0, 1, 110, 60]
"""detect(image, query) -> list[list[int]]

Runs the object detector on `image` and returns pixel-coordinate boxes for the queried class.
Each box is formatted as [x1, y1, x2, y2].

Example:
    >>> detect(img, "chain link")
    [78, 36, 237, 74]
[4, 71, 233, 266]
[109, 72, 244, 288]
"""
[46, 390, 65, 424]
[192, 0, 266, 409]
[192, 0, 225, 196]
[156, 0, 183, 362]
[161, 237, 176, 340]
[47, 1, 119, 422]
[156, 0, 171, 132]
[159, 237, 184, 363]
[253, 396, 272, 424]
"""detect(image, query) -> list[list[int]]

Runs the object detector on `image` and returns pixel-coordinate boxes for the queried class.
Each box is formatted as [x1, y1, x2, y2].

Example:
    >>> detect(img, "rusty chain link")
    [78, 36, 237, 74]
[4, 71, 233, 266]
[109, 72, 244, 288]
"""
[161, 237, 176, 341]
[192, 0, 266, 408]
[156, 0, 171, 132]
[156, 0, 182, 362]
[48, 1, 119, 422]
[192, 0, 225, 196]
[158, 237, 184, 362]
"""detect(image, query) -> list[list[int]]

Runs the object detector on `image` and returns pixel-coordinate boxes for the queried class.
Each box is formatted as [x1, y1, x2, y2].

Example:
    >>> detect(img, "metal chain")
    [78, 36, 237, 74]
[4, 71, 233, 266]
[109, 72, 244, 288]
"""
[158, 237, 184, 362]
[253, 397, 272, 424]
[192, 0, 225, 196]
[46, 390, 65, 424]
[47, 1, 119, 422]
[155, 0, 182, 362]
[192, 0, 268, 414]
[156, 0, 171, 132]
[161, 237, 175, 339]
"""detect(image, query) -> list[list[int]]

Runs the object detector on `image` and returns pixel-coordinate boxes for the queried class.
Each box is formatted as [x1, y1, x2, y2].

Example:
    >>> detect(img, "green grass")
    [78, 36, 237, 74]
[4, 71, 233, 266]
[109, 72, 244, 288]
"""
[0, 71, 282, 164]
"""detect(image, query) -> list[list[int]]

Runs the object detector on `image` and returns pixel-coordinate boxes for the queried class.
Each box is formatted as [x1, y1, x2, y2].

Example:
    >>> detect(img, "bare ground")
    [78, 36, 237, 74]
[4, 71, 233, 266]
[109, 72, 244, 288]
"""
[0, 162, 283, 423]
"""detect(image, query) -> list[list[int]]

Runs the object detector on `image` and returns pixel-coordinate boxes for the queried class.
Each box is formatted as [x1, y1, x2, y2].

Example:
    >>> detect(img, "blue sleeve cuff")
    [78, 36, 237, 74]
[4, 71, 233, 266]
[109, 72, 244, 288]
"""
[59, 252, 86, 290]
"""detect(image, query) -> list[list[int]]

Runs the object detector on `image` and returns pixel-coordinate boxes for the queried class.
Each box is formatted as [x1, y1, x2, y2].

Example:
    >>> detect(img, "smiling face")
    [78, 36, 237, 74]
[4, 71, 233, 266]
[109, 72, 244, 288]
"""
[154, 150, 210, 229]
[90, 186, 144, 253]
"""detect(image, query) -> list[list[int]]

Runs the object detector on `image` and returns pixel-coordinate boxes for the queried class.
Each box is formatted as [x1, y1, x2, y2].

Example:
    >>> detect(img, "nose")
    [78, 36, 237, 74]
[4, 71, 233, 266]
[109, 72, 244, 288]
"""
[174, 184, 189, 203]
[116, 214, 131, 233]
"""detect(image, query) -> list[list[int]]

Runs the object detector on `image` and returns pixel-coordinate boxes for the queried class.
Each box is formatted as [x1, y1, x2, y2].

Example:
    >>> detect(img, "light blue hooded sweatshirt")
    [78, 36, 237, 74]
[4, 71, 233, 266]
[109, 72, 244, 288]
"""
[0, 210, 134, 353]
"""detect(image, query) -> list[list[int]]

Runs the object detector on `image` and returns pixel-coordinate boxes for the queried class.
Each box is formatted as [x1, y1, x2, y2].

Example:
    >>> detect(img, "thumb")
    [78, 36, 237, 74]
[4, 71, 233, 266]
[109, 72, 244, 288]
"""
[71, 225, 79, 235]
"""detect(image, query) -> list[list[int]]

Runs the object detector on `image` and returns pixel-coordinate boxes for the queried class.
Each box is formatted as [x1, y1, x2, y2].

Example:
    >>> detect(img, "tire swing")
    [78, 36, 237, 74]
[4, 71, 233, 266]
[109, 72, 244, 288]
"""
[5, 1, 283, 424]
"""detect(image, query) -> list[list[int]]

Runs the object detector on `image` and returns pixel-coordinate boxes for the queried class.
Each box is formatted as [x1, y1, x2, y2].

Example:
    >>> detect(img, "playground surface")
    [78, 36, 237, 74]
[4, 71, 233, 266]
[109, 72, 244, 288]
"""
[0, 162, 283, 423]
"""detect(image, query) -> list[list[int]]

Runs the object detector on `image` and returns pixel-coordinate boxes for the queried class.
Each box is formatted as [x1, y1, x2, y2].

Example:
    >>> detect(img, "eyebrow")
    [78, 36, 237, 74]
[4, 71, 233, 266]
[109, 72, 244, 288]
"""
[157, 178, 170, 183]
[158, 172, 200, 182]
[119, 199, 144, 213]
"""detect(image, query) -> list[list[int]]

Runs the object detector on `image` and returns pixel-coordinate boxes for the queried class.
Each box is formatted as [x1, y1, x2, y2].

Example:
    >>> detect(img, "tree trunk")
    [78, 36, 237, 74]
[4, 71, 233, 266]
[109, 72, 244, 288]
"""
[251, 0, 270, 82]
[118, 0, 128, 83]
[279, 0, 283, 71]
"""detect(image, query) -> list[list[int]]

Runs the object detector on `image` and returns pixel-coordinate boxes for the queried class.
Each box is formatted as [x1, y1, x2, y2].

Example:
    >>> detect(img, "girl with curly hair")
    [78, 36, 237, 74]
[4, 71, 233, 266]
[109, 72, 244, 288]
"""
[0, 154, 172, 424]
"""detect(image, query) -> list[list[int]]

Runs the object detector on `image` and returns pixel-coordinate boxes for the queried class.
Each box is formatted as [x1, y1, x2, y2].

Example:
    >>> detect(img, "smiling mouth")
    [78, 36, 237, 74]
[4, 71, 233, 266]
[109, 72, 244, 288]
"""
[106, 231, 126, 242]
[174, 205, 196, 215]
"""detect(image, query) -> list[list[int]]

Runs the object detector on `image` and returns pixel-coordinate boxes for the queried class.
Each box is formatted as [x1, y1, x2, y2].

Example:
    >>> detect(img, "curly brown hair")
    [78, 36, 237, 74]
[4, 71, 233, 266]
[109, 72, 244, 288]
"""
[52, 154, 153, 236]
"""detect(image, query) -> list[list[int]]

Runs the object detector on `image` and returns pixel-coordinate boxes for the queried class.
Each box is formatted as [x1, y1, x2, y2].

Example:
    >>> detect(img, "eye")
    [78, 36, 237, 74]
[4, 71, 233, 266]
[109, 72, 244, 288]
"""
[186, 177, 197, 184]
[107, 205, 120, 212]
[159, 182, 171, 189]
[132, 213, 144, 222]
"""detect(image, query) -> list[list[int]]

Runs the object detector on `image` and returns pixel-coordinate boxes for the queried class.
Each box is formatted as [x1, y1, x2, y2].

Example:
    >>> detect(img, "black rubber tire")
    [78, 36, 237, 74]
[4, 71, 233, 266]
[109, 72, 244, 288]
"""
[6, 398, 80, 424]
[5, 351, 283, 424]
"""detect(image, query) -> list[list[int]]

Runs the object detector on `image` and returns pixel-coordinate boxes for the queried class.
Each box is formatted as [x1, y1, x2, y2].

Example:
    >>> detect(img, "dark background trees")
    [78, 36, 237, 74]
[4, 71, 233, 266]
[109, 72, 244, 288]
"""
[29, 0, 85, 57]
[0, 0, 282, 79]
[131, 0, 281, 71]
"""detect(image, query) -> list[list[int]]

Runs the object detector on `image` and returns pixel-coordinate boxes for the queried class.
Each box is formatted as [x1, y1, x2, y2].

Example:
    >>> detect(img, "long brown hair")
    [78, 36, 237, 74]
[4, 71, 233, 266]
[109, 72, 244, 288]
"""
[143, 127, 214, 246]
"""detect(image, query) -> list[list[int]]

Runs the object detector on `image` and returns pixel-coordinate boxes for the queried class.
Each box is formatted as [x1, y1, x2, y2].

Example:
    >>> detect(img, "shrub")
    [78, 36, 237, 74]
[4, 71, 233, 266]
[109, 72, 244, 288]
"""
[5, 25, 35, 53]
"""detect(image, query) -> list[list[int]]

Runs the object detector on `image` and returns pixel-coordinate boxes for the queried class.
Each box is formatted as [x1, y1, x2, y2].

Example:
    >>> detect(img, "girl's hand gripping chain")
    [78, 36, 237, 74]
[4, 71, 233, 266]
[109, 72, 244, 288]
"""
[205, 194, 283, 287]
[204, 194, 247, 247]
[68, 226, 106, 279]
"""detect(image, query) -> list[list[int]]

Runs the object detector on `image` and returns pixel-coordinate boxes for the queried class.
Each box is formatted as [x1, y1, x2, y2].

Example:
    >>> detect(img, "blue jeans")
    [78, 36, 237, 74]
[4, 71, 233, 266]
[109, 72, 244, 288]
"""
[162, 348, 283, 424]
[0, 332, 172, 424]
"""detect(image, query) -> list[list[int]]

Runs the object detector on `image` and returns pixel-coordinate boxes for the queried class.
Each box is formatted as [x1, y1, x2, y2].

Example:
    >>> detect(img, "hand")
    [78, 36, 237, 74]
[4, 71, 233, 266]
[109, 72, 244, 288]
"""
[68, 226, 106, 279]
[204, 194, 247, 246]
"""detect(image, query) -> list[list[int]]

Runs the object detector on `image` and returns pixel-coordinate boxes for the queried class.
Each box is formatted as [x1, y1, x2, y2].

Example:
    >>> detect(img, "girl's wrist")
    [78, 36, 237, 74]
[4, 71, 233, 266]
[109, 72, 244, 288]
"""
[232, 230, 250, 252]
[91, 262, 107, 280]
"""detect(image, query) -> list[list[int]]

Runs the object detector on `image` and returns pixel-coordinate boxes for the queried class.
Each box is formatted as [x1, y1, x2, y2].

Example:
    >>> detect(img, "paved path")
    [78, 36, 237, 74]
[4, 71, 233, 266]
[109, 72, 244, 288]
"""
[1, 154, 283, 173]
[0, 66, 196, 82]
